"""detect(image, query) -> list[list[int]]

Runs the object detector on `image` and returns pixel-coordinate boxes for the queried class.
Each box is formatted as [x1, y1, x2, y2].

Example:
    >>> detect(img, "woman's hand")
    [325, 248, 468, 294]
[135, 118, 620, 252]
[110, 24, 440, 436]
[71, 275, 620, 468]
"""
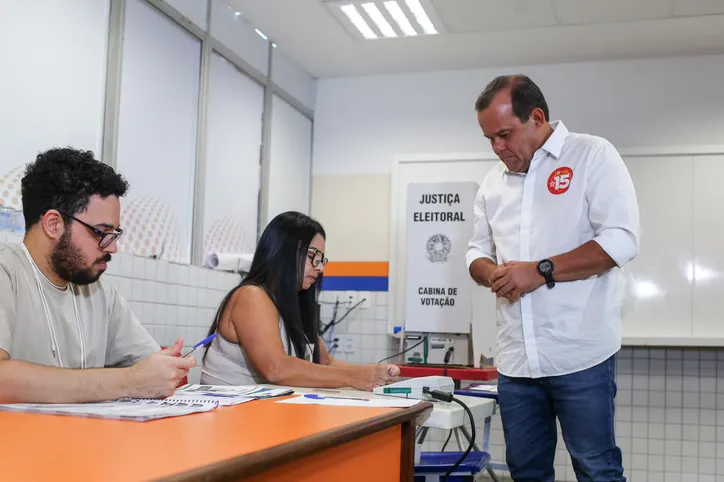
[345, 364, 400, 391]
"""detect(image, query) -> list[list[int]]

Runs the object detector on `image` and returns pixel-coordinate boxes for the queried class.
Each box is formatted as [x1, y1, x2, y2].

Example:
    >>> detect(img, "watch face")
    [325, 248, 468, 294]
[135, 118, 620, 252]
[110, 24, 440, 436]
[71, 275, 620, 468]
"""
[539, 260, 553, 274]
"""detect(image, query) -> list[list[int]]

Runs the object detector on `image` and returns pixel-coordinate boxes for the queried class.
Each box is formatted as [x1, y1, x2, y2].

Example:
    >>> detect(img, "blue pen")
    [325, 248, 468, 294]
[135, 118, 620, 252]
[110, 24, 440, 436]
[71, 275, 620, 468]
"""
[182, 333, 217, 358]
[303, 393, 368, 401]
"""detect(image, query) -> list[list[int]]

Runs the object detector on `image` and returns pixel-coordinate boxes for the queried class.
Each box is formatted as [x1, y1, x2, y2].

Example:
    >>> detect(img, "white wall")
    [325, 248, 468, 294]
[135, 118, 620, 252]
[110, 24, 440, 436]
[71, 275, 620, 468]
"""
[272, 47, 318, 112]
[0, 0, 110, 210]
[266, 94, 313, 224]
[116, 0, 201, 264]
[163, 0, 207, 30]
[313, 54, 724, 175]
[210, 0, 269, 76]
[0, 0, 316, 264]
[203, 53, 264, 260]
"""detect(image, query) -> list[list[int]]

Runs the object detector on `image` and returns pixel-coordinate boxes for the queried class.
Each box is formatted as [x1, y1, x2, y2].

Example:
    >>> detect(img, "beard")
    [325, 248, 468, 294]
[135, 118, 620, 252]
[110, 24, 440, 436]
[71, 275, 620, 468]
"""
[50, 231, 111, 285]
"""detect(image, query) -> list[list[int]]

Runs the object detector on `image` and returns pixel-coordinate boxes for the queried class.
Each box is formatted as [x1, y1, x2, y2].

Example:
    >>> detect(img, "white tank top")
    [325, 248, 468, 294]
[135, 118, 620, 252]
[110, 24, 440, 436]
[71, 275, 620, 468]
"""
[200, 317, 314, 386]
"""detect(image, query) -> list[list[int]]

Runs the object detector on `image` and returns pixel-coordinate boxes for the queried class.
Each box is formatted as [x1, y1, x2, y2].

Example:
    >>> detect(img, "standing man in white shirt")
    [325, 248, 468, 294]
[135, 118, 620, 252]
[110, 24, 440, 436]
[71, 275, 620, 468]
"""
[466, 75, 639, 482]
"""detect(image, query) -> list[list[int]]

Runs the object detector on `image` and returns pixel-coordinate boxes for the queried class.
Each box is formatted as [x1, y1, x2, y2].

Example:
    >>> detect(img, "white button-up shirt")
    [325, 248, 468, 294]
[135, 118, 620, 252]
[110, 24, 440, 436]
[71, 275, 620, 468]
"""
[466, 121, 639, 379]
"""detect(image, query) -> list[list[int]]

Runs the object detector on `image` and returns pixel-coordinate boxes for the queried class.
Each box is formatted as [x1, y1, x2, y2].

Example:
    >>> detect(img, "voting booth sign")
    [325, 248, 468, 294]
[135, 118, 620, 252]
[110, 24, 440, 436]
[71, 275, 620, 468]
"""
[404, 181, 478, 334]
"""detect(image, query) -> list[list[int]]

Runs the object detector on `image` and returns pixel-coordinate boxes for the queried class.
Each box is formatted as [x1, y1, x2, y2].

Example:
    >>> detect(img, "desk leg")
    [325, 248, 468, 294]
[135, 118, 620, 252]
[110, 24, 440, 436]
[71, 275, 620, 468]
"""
[459, 418, 502, 482]
[483, 416, 491, 452]
[401, 420, 416, 482]
[453, 428, 465, 451]
[486, 466, 502, 482]
[458, 425, 480, 452]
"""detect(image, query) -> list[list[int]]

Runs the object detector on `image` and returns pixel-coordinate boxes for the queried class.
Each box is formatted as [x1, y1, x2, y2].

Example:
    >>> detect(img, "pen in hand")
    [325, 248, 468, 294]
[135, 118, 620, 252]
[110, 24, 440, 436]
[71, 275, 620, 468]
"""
[181, 333, 217, 358]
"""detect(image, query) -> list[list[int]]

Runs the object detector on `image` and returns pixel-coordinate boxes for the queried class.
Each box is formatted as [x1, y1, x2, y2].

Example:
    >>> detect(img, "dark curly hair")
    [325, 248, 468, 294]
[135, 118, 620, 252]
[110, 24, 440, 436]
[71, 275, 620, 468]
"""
[21, 147, 129, 228]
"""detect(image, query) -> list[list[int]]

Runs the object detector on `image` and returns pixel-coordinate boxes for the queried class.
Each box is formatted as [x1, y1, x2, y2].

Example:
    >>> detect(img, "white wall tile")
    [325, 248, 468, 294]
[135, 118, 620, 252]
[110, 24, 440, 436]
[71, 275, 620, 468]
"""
[156, 260, 169, 282]
[178, 265, 190, 286]
[117, 252, 133, 277]
[188, 266, 199, 287]
[198, 267, 210, 288]
[168, 263, 180, 283]
[154, 304, 165, 325]
[375, 305, 387, 321]
[176, 305, 187, 327]
[133, 257, 146, 279]
[105, 257, 120, 276]
[142, 280, 155, 303]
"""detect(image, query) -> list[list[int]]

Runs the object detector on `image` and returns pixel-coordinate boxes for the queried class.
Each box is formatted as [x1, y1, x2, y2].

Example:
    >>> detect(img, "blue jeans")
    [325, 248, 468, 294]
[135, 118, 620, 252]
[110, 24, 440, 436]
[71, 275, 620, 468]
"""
[498, 356, 625, 482]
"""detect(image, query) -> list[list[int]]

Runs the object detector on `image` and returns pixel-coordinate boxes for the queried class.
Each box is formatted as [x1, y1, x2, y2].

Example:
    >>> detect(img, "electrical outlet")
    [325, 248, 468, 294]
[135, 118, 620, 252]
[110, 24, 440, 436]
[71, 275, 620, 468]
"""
[342, 335, 355, 353]
[358, 291, 372, 309]
[344, 291, 358, 306]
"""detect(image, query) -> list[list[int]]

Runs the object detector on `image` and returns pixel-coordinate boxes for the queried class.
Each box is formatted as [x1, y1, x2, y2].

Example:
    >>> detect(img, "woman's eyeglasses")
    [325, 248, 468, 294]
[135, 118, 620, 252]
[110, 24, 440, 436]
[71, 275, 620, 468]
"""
[307, 248, 328, 268]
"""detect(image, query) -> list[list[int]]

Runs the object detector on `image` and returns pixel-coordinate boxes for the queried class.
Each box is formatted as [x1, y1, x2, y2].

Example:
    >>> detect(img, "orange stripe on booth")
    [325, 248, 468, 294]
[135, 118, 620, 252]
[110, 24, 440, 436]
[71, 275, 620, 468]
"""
[323, 262, 389, 277]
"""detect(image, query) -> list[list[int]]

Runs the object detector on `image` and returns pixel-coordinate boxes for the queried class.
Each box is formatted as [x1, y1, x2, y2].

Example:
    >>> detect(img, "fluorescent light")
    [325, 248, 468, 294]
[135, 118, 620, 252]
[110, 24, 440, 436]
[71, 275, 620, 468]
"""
[272, 43, 277, 48]
[405, 0, 437, 35]
[361, 2, 397, 38]
[255, 28, 268, 40]
[234, 11, 241, 17]
[341, 4, 378, 39]
[383, 1, 417, 36]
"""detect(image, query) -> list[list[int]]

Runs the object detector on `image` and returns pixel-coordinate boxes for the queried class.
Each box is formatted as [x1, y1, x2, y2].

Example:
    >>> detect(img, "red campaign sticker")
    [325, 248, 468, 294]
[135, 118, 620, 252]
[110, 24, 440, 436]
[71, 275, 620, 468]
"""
[547, 167, 573, 195]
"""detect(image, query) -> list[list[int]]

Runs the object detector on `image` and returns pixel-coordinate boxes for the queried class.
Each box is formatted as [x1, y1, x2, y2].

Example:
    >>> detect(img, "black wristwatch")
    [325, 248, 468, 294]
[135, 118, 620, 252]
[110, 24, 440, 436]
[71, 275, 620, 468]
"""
[537, 259, 555, 289]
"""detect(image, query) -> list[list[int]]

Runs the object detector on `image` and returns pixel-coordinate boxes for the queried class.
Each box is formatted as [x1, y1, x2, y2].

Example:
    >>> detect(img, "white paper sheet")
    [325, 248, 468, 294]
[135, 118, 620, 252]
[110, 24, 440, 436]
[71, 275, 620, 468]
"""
[276, 395, 421, 408]
[467, 385, 498, 393]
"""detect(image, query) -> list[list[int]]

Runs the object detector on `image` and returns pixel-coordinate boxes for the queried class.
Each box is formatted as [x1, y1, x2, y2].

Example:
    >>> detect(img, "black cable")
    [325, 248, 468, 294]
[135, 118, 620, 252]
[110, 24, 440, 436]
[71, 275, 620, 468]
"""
[376, 336, 426, 364]
[440, 430, 453, 451]
[318, 299, 339, 335]
[319, 298, 365, 336]
[444, 398, 475, 481]
[423, 388, 476, 482]
[443, 346, 454, 377]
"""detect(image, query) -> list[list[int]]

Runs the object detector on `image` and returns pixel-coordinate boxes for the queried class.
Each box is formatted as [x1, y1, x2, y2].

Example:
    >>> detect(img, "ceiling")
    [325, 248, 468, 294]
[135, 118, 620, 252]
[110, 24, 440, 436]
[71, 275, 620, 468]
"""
[228, 0, 724, 78]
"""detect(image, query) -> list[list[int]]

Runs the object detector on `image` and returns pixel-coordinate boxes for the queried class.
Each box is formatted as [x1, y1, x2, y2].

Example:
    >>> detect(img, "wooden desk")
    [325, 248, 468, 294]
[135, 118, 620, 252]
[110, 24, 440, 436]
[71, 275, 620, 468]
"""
[0, 396, 432, 482]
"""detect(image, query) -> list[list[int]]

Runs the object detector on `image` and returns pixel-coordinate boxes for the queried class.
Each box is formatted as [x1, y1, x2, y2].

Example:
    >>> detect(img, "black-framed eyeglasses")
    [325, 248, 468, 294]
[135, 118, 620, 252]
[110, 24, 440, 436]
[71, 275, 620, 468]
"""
[307, 248, 328, 268]
[58, 210, 123, 249]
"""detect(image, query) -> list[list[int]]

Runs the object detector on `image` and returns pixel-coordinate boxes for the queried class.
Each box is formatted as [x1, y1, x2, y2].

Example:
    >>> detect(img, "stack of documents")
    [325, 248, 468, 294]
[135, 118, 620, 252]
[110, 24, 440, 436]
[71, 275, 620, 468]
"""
[0, 385, 295, 421]
[173, 384, 294, 406]
[0, 398, 218, 422]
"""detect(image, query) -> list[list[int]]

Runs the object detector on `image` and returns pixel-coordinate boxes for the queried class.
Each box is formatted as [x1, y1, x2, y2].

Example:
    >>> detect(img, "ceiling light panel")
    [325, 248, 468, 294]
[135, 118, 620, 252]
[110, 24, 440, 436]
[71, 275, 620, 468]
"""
[325, 0, 443, 41]
[340, 4, 378, 39]
[405, 0, 437, 34]
[362, 2, 398, 37]
[383, 1, 418, 36]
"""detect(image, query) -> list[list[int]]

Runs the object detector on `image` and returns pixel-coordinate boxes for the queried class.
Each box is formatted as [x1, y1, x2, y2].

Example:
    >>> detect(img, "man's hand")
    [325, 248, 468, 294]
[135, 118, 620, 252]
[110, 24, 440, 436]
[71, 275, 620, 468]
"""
[123, 338, 196, 399]
[489, 261, 544, 302]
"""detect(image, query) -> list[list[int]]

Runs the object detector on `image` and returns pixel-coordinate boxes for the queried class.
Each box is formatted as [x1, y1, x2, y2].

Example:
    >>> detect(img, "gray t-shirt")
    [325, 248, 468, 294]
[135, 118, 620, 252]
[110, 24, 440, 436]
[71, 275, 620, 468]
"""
[0, 242, 159, 368]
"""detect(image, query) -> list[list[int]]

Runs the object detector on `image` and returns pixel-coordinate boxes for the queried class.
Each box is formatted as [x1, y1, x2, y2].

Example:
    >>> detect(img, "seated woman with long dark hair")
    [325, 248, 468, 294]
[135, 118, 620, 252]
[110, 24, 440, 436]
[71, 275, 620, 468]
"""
[201, 211, 400, 390]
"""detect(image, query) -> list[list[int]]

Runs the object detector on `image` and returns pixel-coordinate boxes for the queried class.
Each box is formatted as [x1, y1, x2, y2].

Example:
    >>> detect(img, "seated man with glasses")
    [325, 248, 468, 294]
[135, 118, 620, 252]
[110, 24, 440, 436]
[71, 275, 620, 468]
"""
[0, 147, 195, 403]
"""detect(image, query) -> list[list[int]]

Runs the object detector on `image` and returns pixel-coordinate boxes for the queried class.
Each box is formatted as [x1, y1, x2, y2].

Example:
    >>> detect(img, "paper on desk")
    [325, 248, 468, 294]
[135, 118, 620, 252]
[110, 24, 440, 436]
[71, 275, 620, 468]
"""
[0, 398, 218, 421]
[276, 395, 421, 408]
[173, 384, 293, 406]
[468, 385, 498, 393]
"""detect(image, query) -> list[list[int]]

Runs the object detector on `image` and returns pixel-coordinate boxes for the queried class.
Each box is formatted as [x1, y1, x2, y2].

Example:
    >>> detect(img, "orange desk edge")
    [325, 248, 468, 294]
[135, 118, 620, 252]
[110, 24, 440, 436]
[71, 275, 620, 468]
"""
[0, 396, 433, 482]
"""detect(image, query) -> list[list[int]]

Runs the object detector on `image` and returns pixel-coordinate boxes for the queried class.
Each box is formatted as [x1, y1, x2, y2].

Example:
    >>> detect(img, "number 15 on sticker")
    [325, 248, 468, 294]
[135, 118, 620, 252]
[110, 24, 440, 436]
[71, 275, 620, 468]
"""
[547, 167, 573, 195]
